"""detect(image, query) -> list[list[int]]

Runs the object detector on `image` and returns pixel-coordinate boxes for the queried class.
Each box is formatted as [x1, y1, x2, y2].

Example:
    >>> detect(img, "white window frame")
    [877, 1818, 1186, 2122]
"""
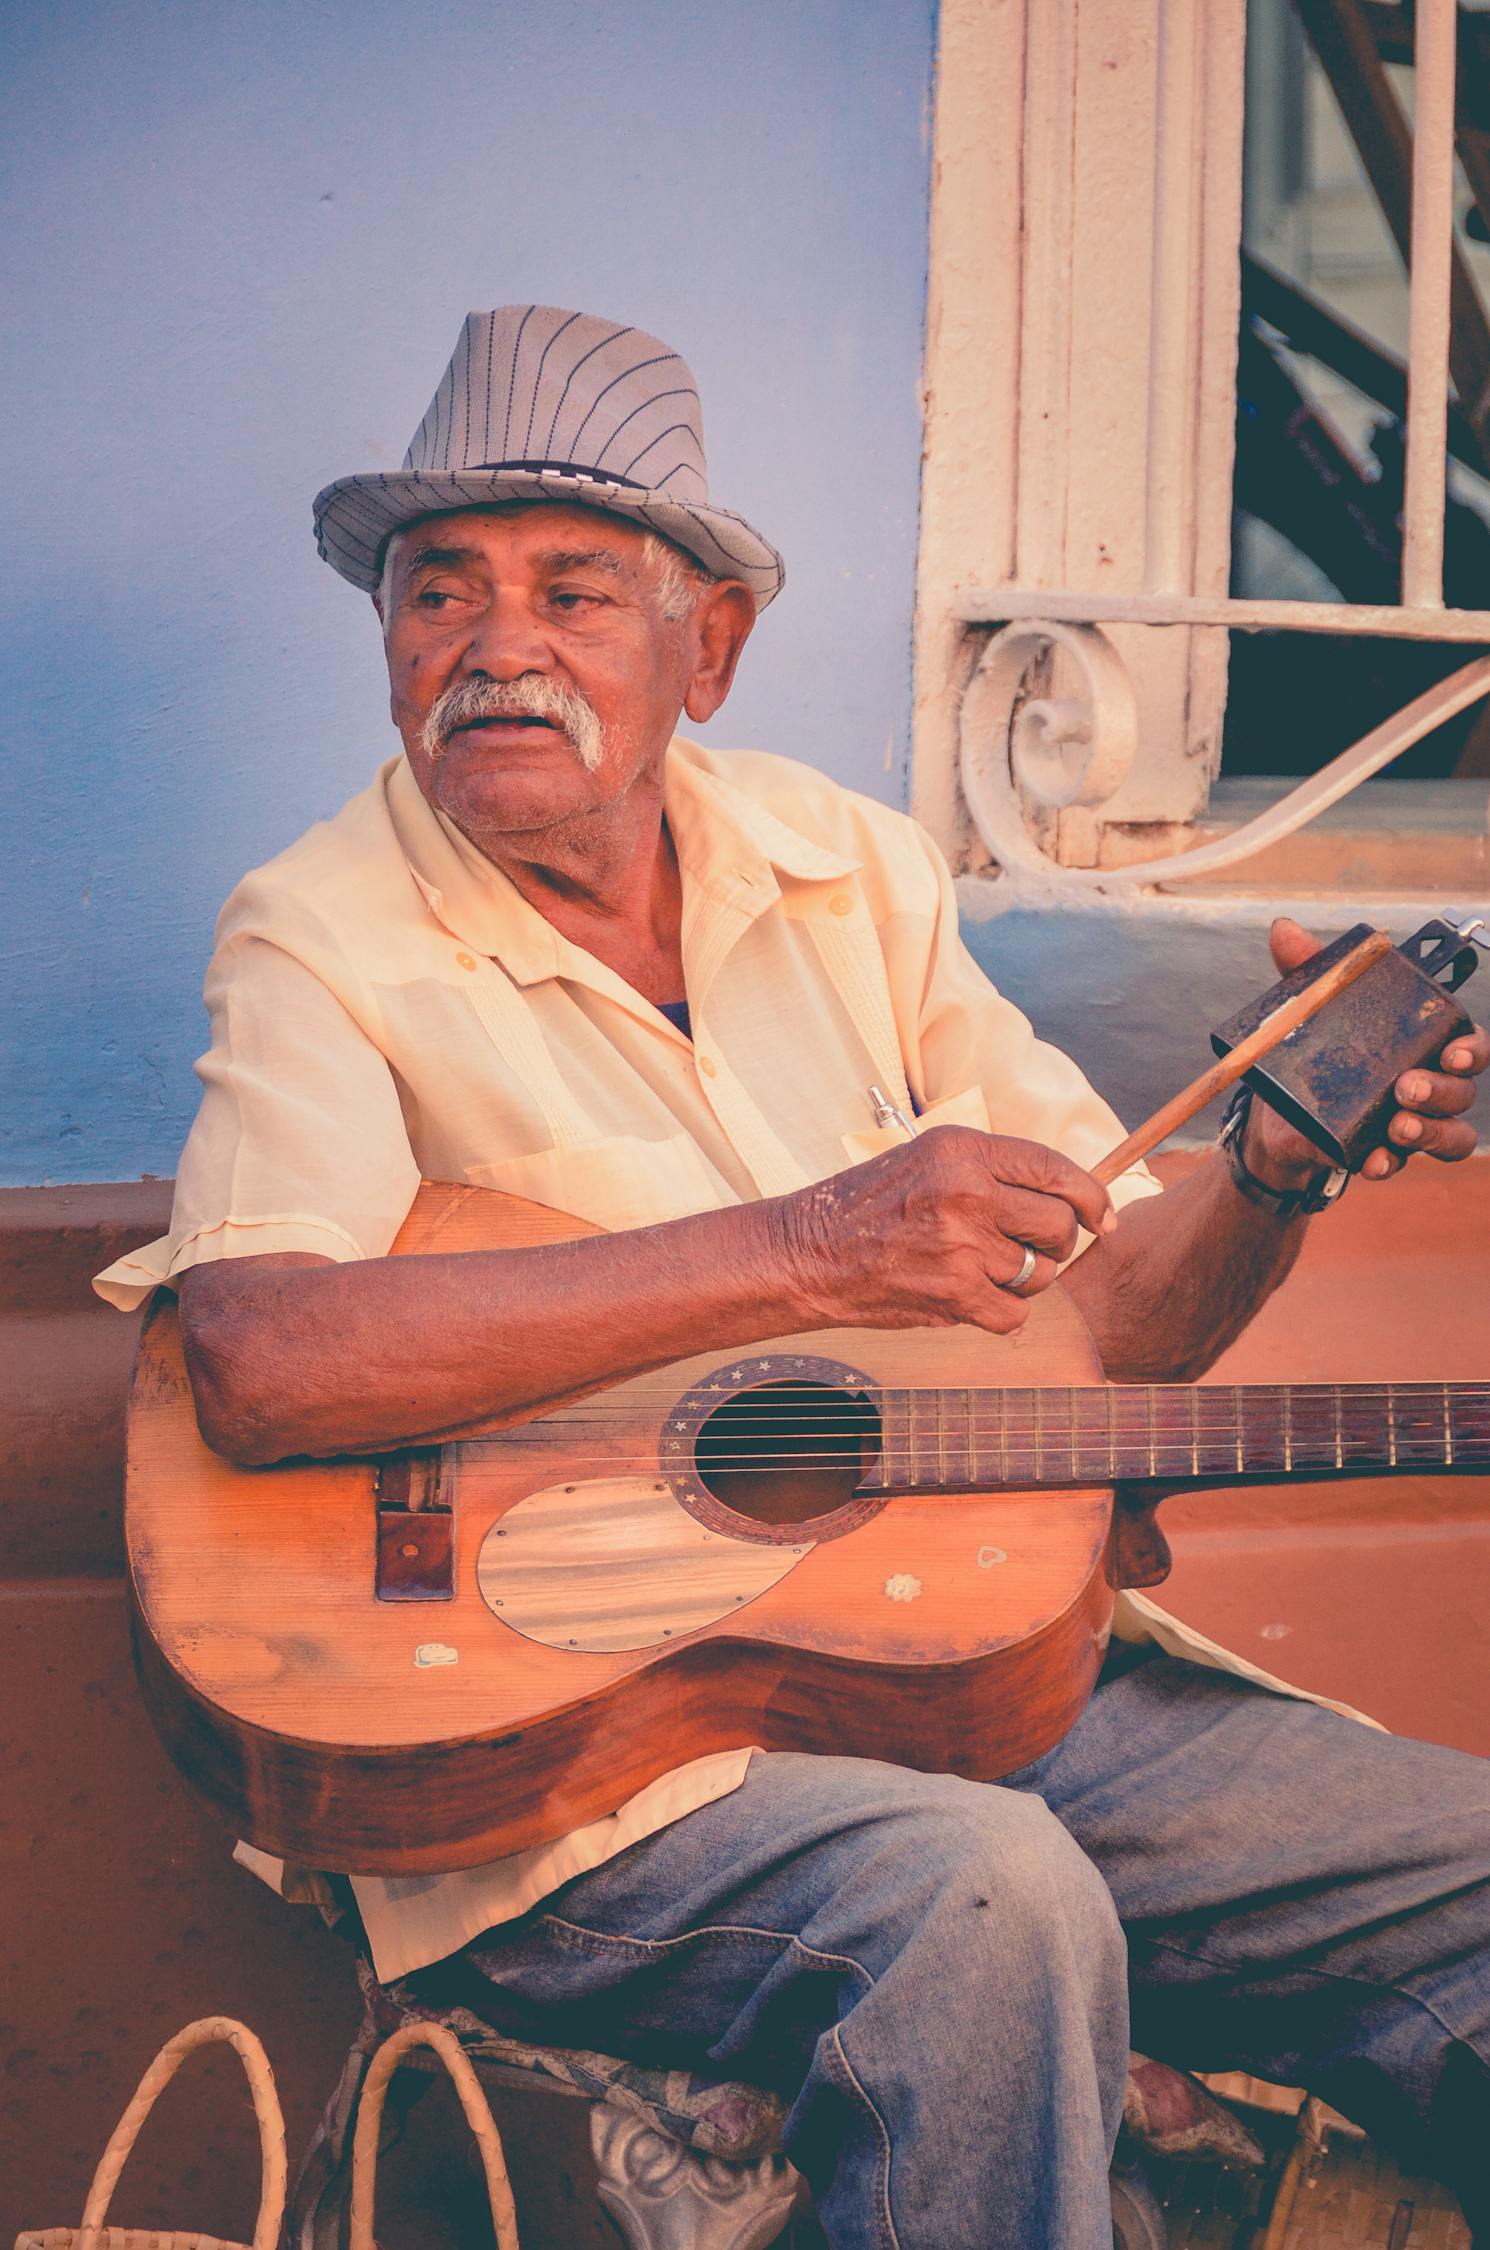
[913, 0, 1490, 894]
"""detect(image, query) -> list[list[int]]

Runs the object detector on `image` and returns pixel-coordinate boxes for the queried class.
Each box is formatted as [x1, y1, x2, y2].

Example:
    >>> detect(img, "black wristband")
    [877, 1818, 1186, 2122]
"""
[1218, 1086, 1350, 1219]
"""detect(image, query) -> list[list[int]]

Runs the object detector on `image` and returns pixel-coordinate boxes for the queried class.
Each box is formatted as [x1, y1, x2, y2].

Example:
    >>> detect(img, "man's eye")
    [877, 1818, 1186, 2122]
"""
[414, 587, 455, 609]
[548, 588, 601, 612]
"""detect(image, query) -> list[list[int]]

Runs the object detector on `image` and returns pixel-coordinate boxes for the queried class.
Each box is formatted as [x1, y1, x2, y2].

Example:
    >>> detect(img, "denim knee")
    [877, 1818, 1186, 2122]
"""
[958, 1788, 1123, 1955]
[841, 1776, 1125, 1983]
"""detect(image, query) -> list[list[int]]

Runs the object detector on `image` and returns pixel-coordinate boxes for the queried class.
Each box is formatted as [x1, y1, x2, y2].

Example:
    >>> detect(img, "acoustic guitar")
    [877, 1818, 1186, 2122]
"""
[125, 1180, 1490, 1876]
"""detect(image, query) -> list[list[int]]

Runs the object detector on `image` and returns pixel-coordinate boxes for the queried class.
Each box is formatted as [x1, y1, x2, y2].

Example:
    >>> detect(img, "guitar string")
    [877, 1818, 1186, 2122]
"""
[479, 1410, 1490, 1438]
[468, 1431, 1490, 1449]
[467, 1379, 1490, 1409]
[459, 1385, 1490, 1429]
[459, 1467, 1490, 1485]
[474, 1424, 1490, 1446]
[470, 1387, 1490, 1452]
[481, 1386, 1490, 1422]
[466, 1391, 1490, 1441]
[465, 1437, 1490, 1470]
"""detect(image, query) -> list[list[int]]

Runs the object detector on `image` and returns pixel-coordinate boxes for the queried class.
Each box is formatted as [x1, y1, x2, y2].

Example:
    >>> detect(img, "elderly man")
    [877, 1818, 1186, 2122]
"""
[98, 308, 1490, 2248]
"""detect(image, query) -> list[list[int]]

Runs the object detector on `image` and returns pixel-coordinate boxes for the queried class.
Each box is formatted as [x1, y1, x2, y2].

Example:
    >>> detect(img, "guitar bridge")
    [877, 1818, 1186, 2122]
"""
[375, 1446, 454, 1601]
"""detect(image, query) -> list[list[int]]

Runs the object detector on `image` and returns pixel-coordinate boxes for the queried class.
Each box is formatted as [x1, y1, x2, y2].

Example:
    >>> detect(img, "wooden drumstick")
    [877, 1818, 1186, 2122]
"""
[1093, 928, 1393, 1186]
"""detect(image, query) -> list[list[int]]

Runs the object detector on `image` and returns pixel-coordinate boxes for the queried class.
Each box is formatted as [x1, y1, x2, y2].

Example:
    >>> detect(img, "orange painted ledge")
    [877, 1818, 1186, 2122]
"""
[1152, 1151, 1490, 1756]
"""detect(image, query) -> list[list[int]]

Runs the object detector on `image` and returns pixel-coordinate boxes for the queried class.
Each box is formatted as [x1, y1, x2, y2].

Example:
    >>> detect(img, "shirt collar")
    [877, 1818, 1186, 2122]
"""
[386, 753, 562, 981]
[385, 741, 860, 986]
[664, 747, 860, 895]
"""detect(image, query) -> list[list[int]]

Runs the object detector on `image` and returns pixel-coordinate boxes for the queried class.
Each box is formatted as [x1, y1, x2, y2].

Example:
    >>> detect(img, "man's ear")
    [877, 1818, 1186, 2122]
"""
[682, 582, 757, 725]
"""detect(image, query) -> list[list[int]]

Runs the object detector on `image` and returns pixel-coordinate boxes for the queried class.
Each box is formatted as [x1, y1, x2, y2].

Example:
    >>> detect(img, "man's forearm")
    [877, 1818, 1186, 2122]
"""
[1060, 1153, 1309, 1382]
[181, 1201, 808, 1465]
[182, 1126, 1121, 1466]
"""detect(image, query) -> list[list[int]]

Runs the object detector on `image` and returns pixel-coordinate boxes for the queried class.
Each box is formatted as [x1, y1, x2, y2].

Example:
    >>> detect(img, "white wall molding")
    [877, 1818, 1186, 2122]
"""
[913, 0, 1249, 870]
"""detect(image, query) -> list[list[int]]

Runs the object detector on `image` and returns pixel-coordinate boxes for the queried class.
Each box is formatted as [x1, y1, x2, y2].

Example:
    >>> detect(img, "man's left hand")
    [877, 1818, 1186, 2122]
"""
[1244, 917, 1489, 1189]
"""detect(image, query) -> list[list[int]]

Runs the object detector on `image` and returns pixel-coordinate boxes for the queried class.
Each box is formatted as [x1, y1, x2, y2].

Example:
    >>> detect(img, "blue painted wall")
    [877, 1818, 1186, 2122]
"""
[1, 0, 934, 1185]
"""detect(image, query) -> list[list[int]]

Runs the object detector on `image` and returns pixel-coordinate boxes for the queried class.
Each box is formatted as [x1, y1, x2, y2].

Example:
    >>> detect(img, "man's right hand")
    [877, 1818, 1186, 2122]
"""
[770, 1126, 1115, 1337]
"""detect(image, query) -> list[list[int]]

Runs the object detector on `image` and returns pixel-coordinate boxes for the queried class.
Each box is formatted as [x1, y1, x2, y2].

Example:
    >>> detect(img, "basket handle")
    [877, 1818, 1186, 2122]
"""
[349, 2020, 521, 2250]
[76, 2014, 286, 2250]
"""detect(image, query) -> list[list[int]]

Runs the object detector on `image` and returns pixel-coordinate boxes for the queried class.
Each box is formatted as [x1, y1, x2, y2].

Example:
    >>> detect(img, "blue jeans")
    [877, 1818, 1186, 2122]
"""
[412, 1652, 1490, 2248]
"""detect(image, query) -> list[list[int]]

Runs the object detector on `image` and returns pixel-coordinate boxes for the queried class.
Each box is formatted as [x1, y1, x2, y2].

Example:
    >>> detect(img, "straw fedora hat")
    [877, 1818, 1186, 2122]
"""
[313, 305, 784, 607]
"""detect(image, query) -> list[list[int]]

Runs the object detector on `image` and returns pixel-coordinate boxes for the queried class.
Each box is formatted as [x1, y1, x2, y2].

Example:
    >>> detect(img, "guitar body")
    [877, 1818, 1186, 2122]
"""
[126, 1184, 1117, 1874]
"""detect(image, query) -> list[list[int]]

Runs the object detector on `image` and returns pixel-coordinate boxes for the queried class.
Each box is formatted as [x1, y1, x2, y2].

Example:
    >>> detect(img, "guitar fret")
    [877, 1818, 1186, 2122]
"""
[880, 1389, 896, 1484]
[1387, 1389, 1397, 1468]
[1389, 1382, 1456, 1468]
[1017, 1388, 1037, 1483]
[1286, 1386, 1337, 1472]
[1234, 1387, 1244, 1474]
[1333, 1386, 1343, 1469]
[909, 1388, 929, 1487]
[1283, 1388, 1292, 1473]
[1108, 1387, 1153, 1481]
[1449, 1386, 1490, 1467]
[1087, 1387, 1110, 1484]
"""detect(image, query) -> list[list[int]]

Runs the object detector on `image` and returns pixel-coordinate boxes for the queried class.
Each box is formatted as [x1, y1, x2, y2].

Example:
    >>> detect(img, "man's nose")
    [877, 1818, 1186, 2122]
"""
[459, 594, 554, 678]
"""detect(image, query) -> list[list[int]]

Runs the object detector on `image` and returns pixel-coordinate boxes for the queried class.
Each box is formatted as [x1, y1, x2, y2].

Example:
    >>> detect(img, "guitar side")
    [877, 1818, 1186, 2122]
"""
[126, 1183, 1117, 1874]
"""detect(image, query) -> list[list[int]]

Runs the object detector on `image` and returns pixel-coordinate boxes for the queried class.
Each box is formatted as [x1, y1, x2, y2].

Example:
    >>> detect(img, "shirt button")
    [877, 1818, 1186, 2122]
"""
[455, 952, 477, 971]
[829, 893, 854, 917]
[699, 1054, 718, 1079]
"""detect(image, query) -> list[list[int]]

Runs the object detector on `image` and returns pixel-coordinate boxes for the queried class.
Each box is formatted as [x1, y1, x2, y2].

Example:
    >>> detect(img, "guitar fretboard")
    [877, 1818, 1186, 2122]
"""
[870, 1381, 1490, 1491]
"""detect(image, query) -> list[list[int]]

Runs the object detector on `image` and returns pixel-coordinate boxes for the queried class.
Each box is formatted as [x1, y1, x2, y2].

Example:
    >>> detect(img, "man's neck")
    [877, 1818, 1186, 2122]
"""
[458, 769, 686, 1004]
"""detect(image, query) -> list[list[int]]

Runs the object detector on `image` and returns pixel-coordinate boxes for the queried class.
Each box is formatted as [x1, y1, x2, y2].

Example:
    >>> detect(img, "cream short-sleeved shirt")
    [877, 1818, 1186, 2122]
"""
[96, 740, 1368, 1981]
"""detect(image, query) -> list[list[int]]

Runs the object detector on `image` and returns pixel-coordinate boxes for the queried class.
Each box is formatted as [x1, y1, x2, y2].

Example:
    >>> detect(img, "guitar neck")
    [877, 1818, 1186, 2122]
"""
[867, 1380, 1490, 1493]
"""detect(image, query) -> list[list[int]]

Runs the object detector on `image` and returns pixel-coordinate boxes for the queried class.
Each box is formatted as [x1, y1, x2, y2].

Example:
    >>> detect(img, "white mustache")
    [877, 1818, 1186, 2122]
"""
[422, 675, 604, 772]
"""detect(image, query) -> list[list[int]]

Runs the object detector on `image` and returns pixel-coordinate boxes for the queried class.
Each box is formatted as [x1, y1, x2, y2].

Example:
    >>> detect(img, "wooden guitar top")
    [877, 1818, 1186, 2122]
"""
[126, 1184, 1116, 1873]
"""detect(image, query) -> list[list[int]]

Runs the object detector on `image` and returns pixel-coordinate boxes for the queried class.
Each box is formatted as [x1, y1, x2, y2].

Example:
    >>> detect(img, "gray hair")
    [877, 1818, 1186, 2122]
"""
[638, 531, 721, 622]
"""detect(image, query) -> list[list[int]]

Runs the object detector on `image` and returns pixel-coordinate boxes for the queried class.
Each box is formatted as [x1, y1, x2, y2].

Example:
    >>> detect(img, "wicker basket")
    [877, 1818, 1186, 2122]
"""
[348, 2019, 521, 2250]
[15, 2015, 285, 2250]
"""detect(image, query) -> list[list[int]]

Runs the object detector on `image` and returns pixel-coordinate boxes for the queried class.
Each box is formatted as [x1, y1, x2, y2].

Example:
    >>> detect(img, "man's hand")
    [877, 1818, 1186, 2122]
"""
[1244, 917, 1489, 1189]
[775, 1125, 1115, 1337]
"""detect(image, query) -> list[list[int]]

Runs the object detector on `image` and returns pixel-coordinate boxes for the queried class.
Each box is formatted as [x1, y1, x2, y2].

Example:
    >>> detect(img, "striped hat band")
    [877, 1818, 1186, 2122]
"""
[313, 306, 784, 607]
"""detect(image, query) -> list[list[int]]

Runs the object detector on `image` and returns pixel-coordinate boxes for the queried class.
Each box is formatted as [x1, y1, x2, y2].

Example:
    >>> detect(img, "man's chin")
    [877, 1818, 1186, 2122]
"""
[429, 765, 596, 840]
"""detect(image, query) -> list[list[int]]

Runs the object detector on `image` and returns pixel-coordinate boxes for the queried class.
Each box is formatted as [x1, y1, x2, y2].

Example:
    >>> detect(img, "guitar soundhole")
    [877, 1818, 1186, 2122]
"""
[695, 1380, 882, 1529]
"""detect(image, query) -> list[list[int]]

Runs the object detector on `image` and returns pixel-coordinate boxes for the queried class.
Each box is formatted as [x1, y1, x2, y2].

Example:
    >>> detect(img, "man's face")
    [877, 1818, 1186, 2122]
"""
[378, 504, 721, 849]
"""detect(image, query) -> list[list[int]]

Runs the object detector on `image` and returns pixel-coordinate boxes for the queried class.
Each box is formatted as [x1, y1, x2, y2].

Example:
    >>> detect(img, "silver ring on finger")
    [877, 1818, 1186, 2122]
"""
[1009, 1244, 1038, 1291]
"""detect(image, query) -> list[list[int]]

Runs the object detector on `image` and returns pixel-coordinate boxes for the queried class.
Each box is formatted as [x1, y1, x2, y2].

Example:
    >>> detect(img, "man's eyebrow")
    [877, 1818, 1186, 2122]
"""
[402, 542, 482, 575]
[536, 547, 630, 578]
[396, 540, 634, 580]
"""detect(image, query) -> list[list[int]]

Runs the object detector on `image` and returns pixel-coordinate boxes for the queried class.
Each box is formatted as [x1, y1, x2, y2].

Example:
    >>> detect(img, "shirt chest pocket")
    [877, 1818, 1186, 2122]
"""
[463, 1132, 726, 1232]
[839, 1083, 992, 1165]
